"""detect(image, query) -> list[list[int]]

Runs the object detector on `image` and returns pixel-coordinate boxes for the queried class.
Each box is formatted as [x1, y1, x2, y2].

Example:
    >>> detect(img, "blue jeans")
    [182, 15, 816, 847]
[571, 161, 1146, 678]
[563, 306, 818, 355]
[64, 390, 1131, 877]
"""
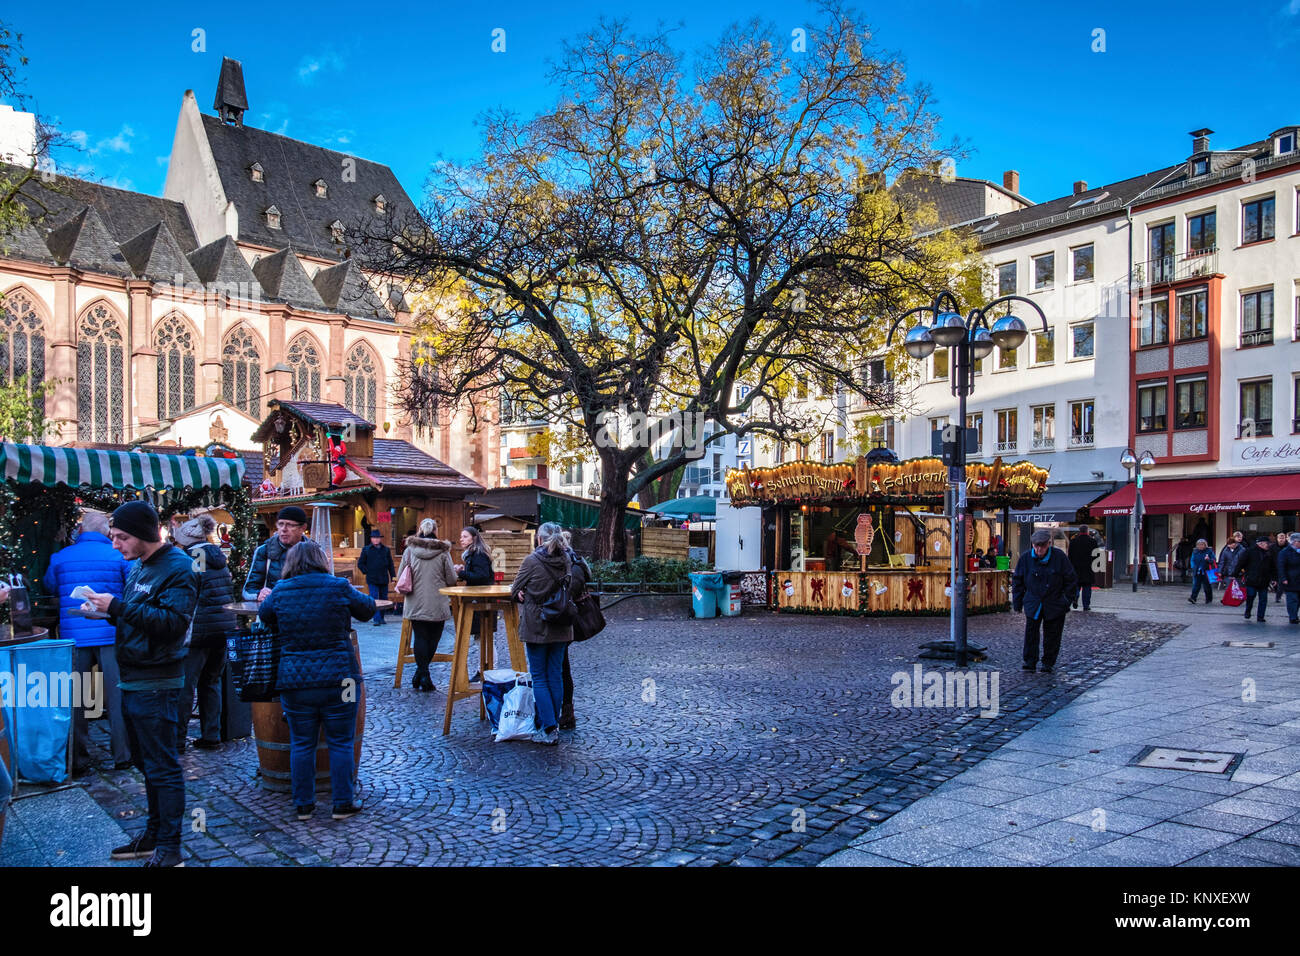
[120, 689, 185, 854]
[1190, 573, 1213, 603]
[1287, 591, 1300, 623]
[279, 687, 359, 810]
[367, 585, 387, 623]
[525, 642, 567, 732]
[1244, 586, 1267, 621]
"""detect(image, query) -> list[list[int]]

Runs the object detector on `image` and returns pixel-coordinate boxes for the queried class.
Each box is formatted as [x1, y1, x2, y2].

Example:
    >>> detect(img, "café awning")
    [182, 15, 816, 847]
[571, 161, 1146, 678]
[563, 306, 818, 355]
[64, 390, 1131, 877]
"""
[1089, 473, 1300, 517]
[0, 443, 245, 490]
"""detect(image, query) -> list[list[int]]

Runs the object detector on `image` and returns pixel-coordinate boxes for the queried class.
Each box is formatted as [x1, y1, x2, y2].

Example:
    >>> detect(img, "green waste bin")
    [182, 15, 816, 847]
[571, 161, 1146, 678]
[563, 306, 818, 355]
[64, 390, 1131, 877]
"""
[995, 555, 1010, 571]
[689, 572, 724, 618]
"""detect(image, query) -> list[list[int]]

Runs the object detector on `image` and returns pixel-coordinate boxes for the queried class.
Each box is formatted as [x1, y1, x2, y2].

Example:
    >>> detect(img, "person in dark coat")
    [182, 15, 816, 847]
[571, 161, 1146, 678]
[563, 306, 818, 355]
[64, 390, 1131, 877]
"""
[1067, 528, 1099, 611]
[357, 529, 396, 625]
[242, 506, 308, 600]
[455, 526, 497, 684]
[1279, 533, 1300, 625]
[1174, 535, 1193, 583]
[1218, 532, 1246, 582]
[1269, 532, 1289, 604]
[1235, 536, 1276, 623]
[172, 515, 235, 750]
[1188, 538, 1216, 604]
[44, 510, 132, 772]
[510, 522, 590, 744]
[1012, 528, 1078, 674]
[257, 540, 375, 821]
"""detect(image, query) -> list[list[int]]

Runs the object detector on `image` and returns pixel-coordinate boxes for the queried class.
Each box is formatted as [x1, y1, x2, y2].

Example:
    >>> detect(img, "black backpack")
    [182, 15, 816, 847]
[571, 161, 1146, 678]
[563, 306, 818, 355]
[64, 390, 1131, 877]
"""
[538, 551, 578, 625]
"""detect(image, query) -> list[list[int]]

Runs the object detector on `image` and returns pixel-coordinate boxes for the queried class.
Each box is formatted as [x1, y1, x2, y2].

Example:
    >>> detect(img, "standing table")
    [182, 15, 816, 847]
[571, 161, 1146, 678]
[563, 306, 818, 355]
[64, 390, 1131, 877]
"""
[438, 586, 527, 736]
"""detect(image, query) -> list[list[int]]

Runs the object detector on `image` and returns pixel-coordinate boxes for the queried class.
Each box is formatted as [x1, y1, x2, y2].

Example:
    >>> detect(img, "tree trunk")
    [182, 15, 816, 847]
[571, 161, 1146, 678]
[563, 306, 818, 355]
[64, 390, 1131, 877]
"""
[593, 454, 631, 562]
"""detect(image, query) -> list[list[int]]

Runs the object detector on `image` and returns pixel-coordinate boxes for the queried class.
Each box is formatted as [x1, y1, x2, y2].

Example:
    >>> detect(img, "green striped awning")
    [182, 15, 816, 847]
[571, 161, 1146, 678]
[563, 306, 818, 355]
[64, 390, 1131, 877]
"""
[0, 443, 245, 490]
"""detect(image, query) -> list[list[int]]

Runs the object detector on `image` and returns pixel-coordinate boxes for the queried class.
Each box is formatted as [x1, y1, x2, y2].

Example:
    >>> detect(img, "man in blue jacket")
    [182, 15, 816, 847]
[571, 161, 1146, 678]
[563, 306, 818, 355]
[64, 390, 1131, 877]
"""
[44, 510, 131, 773]
[82, 500, 198, 868]
[1012, 529, 1078, 674]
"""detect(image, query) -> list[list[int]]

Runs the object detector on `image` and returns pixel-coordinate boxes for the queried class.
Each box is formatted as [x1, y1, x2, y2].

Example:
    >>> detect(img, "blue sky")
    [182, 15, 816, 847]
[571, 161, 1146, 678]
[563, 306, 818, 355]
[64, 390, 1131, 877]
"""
[5, 0, 1298, 205]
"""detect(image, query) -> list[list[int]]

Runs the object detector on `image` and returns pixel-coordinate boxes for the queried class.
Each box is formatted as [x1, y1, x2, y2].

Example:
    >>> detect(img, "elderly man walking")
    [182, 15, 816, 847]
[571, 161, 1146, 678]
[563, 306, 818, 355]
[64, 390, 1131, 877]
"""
[1279, 533, 1300, 625]
[1012, 528, 1078, 674]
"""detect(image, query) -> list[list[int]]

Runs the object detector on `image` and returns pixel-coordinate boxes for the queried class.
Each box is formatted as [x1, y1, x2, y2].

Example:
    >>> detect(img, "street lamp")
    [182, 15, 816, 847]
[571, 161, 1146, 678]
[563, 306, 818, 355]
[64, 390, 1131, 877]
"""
[887, 290, 1049, 667]
[1120, 448, 1156, 592]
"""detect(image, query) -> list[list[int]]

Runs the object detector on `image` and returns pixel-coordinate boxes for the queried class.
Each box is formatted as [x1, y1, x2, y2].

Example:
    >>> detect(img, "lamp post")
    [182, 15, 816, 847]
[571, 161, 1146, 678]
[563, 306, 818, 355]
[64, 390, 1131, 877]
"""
[1120, 448, 1156, 591]
[888, 291, 1049, 667]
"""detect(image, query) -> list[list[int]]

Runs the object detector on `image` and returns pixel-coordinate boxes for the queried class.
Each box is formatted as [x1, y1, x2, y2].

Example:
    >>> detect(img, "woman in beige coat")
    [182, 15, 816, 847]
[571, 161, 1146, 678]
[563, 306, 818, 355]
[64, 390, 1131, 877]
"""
[397, 518, 459, 691]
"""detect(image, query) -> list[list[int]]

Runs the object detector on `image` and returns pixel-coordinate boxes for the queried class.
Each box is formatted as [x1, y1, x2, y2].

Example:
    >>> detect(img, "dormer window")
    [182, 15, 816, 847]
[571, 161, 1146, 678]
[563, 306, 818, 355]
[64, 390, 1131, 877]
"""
[329, 219, 345, 242]
[1191, 157, 1209, 177]
[313, 179, 328, 198]
[265, 205, 281, 229]
[1276, 131, 1297, 156]
[373, 194, 386, 213]
[248, 162, 264, 183]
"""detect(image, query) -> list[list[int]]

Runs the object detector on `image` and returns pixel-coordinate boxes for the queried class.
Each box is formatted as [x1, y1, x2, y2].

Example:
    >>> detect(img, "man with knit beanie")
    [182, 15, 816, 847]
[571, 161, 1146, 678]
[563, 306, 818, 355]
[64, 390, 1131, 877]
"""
[80, 499, 198, 867]
[243, 505, 309, 601]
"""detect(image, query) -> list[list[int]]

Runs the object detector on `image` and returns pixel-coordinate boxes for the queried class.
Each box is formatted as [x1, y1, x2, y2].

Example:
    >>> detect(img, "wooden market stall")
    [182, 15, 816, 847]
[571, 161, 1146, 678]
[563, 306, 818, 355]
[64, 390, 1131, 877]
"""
[725, 455, 1050, 616]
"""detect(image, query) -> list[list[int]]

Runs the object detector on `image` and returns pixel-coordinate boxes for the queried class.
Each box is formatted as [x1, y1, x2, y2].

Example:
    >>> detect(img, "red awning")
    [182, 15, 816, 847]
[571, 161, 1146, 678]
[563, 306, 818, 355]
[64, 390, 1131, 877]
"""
[1089, 473, 1300, 517]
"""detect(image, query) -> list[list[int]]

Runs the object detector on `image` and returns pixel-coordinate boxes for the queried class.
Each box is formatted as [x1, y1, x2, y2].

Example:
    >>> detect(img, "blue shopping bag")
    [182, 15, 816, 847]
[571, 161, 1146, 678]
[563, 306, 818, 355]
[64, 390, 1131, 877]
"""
[1206, 568, 1219, 584]
[481, 669, 525, 734]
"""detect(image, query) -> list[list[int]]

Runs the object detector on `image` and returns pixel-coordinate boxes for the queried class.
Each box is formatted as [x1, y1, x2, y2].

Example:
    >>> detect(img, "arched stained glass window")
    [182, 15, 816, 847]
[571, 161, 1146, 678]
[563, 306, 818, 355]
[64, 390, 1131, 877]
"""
[77, 303, 126, 442]
[0, 288, 46, 413]
[343, 342, 378, 424]
[222, 326, 262, 418]
[154, 313, 196, 419]
[287, 334, 321, 402]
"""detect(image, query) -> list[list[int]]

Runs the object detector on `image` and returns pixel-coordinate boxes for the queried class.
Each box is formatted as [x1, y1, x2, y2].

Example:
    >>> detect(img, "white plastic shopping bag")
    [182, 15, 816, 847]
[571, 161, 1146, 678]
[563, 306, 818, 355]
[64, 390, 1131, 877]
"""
[494, 673, 536, 742]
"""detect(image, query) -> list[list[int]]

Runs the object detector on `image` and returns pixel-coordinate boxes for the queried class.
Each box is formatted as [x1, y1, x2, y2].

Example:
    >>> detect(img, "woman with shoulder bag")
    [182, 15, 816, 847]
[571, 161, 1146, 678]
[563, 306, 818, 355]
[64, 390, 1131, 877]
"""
[397, 518, 459, 692]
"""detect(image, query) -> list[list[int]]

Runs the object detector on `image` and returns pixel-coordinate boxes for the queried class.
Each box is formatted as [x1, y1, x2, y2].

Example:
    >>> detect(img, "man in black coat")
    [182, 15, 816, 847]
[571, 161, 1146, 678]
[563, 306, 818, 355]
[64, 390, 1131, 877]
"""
[357, 528, 396, 625]
[1012, 528, 1078, 674]
[1174, 536, 1193, 583]
[1280, 533, 1300, 625]
[1067, 528, 1099, 611]
[1235, 535, 1276, 623]
[1269, 532, 1289, 604]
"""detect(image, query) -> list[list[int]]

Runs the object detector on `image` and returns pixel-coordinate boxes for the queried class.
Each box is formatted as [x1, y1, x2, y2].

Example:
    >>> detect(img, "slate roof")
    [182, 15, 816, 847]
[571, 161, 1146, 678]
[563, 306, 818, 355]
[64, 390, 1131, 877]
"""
[354, 438, 485, 496]
[251, 400, 375, 442]
[252, 247, 326, 310]
[312, 259, 392, 321]
[892, 172, 1029, 229]
[187, 235, 259, 290]
[119, 222, 200, 285]
[44, 207, 132, 275]
[199, 113, 416, 261]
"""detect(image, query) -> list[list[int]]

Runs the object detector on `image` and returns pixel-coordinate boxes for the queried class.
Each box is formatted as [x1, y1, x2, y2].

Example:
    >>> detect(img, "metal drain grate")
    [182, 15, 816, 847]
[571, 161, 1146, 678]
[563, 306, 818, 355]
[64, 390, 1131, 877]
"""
[1132, 747, 1244, 775]
[1223, 641, 1274, 648]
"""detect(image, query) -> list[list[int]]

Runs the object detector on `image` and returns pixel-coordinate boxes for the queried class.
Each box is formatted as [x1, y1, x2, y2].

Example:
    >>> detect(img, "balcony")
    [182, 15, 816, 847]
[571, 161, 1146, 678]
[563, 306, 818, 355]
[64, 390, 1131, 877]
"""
[1134, 248, 1218, 288]
[1068, 433, 1095, 449]
[1240, 328, 1273, 348]
[995, 440, 1016, 454]
[1030, 436, 1055, 451]
[508, 446, 543, 460]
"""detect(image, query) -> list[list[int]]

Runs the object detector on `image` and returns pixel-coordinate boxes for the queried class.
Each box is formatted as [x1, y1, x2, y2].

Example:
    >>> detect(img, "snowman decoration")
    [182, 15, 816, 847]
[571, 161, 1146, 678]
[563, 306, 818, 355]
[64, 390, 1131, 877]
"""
[841, 578, 855, 599]
[782, 579, 795, 599]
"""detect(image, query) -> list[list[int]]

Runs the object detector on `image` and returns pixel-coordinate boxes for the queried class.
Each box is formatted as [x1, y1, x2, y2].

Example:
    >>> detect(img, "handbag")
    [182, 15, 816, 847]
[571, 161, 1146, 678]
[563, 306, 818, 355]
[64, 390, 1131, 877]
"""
[1206, 568, 1219, 584]
[227, 621, 281, 702]
[394, 561, 414, 595]
[1221, 578, 1246, 607]
[572, 592, 606, 642]
[539, 552, 577, 625]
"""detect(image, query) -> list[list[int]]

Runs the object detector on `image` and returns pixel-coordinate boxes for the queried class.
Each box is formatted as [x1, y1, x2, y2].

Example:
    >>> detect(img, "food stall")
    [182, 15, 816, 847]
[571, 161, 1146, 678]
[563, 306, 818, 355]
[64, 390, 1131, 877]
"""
[725, 455, 1050, 615]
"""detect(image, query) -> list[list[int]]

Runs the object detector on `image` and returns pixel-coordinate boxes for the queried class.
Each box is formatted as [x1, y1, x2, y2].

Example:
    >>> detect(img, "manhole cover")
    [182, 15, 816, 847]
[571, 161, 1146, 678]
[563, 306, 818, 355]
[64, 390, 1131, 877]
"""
[1223, 641, 1274, 648]
[1132, 747, 1244, 775]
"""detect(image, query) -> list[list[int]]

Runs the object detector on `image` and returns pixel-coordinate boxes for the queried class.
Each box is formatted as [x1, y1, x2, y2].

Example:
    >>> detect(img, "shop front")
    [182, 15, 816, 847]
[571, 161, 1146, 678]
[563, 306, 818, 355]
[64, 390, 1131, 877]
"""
[725, 456, 1050, 615]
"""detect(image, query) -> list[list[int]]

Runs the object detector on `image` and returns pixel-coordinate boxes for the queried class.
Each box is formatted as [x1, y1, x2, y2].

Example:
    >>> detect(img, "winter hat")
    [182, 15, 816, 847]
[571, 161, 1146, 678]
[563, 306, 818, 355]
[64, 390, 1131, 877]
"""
[1030, 529, 1052, 545]
[277, 506, 308, 525]
[111, 500, 162, 543]
[370, 529, 383, 539]
[173, 514, 216, 548]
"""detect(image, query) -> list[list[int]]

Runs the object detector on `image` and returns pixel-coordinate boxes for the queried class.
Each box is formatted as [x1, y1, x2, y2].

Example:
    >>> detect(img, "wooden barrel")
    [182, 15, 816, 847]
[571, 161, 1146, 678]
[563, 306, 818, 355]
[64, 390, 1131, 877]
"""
[252, 631, 366, 793]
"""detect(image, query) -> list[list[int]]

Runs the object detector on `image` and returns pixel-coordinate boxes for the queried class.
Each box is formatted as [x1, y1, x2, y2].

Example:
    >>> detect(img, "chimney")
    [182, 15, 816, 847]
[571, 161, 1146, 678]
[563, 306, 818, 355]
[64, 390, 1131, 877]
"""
[1189, 127, 1213, 154]
[1003, 170, 1020, 194]
[1073, 180, 1088, 195]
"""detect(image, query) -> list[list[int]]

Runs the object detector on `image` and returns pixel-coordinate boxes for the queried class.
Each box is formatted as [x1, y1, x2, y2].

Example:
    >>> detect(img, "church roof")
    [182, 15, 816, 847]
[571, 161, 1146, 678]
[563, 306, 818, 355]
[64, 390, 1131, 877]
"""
[119, 221, 201, 284]
[44, 207, 133, 275]
[312, 258, 392, 321]
[252, 247, 326, 310]
[187, 235, 259, 291]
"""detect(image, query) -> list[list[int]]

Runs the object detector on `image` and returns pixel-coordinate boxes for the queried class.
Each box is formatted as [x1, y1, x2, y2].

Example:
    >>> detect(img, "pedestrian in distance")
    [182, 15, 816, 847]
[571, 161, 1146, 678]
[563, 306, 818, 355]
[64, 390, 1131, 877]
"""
[510, 522, 590, 744]
[1174, 535, 1193, 584]
[257, 540, 375, 821]
[1188, 538, 1216, 604]
[1269, 531, 1289, 603]
[1235, 535, 1276, 623]
[455, 526, 497, 684]
[242, 506, 309, 601]
[1279, 533, 1300, 625]
[1067, 527, 1098, 611]
[43, 509, 133, 773]
[80, 500, 198, 868]
[357, 528, 396, 626]
[172, 514, 236, 751]
[1218, 532, 1246, 582]
[397, 518, 459, 692]
[1012, 528, 1078, 674]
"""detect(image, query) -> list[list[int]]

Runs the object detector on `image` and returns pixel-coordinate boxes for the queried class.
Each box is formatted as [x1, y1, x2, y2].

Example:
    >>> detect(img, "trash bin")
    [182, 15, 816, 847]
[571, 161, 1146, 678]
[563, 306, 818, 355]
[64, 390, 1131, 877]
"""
[720, 583, 743, 616]
[689, 572, 724, 618]
[995, 555, 1010, 571]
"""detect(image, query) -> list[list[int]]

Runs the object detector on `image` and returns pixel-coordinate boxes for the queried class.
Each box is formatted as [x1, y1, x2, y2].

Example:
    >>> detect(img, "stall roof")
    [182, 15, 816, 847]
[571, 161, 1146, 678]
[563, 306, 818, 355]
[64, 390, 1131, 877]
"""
[250, 400, 373, 442]
[0, 442, 244, 489]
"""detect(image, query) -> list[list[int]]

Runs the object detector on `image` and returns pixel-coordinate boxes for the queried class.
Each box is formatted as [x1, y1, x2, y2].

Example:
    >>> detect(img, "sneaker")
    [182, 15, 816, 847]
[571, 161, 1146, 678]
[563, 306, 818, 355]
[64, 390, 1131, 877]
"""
[192, 738, 220, 750]
[296, 805, 314, 821]
[110, 833, 156, 860]
[530, 729, 560, 746]
[141, 851, 184, 868]
[332, 802, 364, 820]
[1187, 598, 1196, 604]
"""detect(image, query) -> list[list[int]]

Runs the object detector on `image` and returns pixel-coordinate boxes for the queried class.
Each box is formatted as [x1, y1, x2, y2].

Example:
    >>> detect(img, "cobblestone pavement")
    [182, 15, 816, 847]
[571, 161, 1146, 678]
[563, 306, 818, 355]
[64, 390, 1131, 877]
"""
[6, 598, 1182, 866]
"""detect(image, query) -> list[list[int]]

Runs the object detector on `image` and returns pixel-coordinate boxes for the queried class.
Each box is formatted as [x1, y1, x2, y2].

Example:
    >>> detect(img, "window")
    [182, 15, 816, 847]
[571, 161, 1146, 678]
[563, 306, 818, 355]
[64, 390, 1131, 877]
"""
[1071, 321, 1095, 359]
[1032, 330, 1055, 365]
[1176, 286, 1207, 341]
[0, 288, 46, 412]
[221, 326, 262, 418]
[867, 419, 895, 451]
[265, 205, 281, 229]
[1030, 404, 1054, 450]
[932, 347, 949, 380]
[1278, 131, 1297, 155]
[1241, 289, 1273, 347]
[929, 416, 948, 436]
[153, 313, 196, 420]
[995, 408, 1017, 453]
[1071, 244, 1094, 282]
[1137, 382, 1167, 433]
[1191, 157, 1209, 177]
[965, 412, 983, 454]
[1295, 376, 1300, 433]
[1148, 222, 1175, 282]
[77, 304, 126, 443]
[819, 431, 835, 462]
[1032, 252, 1054, 289]
[344, 344, 379, 424]
[313, 179, 328, 198]
[997, 345, 1017, 370]
[1174, 376, 1207, 429]
[248, 163, 264, 183]
[1239, 379, 1272, 437]
[1242, 196, 1275, 244]
[996, 262, 1016, 295]
[1139, 298, 1168, 346]
[373, 194, 386, 214]
[773, 441, 785, 464]
[286, 334, 322, 402]
[329, 219, 345, 242]
[1069, 399, 1095, 447]
[1187, 210, 1216, 254]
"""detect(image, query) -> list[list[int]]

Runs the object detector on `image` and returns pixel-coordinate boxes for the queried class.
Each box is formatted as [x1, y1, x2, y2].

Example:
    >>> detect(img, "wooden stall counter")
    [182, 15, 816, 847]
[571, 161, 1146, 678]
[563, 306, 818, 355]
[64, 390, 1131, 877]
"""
[771, 568, 1009, 615]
